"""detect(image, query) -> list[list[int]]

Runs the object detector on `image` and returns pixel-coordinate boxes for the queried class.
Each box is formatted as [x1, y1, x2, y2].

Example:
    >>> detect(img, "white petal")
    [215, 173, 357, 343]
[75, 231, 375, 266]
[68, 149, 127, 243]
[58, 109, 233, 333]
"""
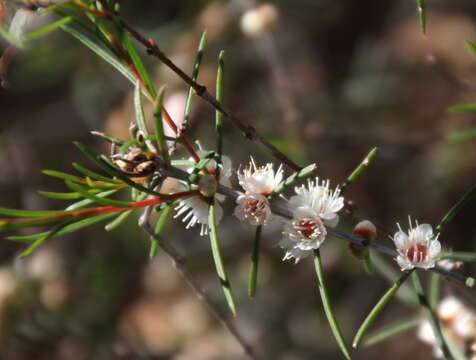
[393, 231, 408, 250]
[428, 240, 441, 258]
[396, 255, 414, 271]
[323, 214, 339, 228]
[418, 224, 434, 239]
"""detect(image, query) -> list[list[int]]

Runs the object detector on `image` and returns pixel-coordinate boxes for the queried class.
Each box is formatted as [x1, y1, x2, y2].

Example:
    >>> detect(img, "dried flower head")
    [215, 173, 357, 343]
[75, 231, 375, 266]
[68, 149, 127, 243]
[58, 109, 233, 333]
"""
[392, 217, 441, 271]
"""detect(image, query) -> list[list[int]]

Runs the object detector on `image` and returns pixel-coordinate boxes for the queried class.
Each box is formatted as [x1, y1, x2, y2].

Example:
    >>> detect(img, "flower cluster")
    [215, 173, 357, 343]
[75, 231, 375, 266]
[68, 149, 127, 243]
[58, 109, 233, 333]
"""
[173, 155, 447, 271]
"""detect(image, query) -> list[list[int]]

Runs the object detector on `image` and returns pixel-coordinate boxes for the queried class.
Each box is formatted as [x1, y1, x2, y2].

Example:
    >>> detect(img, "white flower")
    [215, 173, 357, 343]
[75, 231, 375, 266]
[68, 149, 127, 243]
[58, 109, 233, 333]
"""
[288, 178, 344, 227]
[234, 193, 271, 226]
[417, 321, 444, 358]
[173, 150, 232, 236]
[280, 206, 327, 263]
[234, 157, 283, 225]
[237, 157, 283, 196]
[279, 178, 343, 263]
[392, 218, 441, 271]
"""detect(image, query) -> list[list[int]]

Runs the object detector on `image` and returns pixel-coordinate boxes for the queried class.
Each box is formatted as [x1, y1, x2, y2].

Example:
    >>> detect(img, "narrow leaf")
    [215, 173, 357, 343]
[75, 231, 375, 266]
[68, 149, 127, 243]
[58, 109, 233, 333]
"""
[209, 202, 237, 316]
[272, 163, 317, 196]
[7, 213, 117, 243]
[25, 16, 73, 40]
[20, 221, 72, 257]
[448, 104, 476, 113]
[215, 50, 225, 159]
[150, 204, 172, 258]
[153, 85, 170, 166]
[104, 209, 134, 231]
[120, 27, 156, 97]
[65, 189, 119, 211]
[42, 169, 84, 183]
[416, 0, 426, 35]
[363, 318, 420, 347]
[466, 40, 476, 59]
[340, 147, 378, 194]
[0, 207, 63, 218]
[438, 251, 476, 262]
[313, 250, 351, 360]
[447, 128, 476, 143]
[412, 272, 452, 359]
[64, 180, 132, 208]
[435, 183, 476, 237]
[134, 83, 155, 153]
[72, 162, 120, 183]
[352, 271, 412, 348]
[371, 253, 418, 306]
[61, 24, 136, 84]
[38, 191, 82, 200]
[248, 225, 262, 297]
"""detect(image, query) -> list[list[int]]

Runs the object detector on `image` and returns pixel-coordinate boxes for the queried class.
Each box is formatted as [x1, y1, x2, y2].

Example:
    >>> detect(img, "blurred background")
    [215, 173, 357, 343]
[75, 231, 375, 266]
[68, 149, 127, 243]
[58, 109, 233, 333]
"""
[1, 0, 476, 359]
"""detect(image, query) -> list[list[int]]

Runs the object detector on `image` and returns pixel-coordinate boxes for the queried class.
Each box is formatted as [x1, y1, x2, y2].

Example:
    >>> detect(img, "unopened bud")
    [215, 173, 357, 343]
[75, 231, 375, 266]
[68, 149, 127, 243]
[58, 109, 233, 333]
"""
[240, 4, 279, 37]
[352, 220, 377, 244]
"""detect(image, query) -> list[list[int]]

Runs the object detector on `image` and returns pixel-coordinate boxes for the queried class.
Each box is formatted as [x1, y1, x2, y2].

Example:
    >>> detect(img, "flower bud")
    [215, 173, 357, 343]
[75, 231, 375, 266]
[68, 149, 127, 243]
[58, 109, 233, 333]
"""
[240, 4, 279, 37]
[352, 220, 377, 244]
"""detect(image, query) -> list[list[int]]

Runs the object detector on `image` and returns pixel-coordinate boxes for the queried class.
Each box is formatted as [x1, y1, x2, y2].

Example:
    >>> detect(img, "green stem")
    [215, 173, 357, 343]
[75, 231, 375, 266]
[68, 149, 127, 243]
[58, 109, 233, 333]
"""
[340, 147, 378, 194]
[352, 270, 412, 348]
[313, 250, 351, 360]
[248, 225, 262, 297]
[215, 50, 225, 160]
[208, 202, 237, 316]
[412, 272, 452, 359]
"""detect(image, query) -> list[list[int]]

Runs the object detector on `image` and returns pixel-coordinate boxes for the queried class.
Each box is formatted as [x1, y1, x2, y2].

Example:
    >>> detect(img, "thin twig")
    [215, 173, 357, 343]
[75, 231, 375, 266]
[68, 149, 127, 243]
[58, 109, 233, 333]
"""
[139, 209, 257, 360]
[156, 159, 475, 287]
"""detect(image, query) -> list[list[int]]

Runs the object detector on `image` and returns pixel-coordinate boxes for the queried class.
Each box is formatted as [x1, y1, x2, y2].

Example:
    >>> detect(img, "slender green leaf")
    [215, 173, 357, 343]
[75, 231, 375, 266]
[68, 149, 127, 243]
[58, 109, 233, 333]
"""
[20, 221, 73, 257]
[61, 24, 136, 84]
[437, 251, 476, 262]
[209, 202, 237, 316]
[0, 207, 63, 218]
[153, 85, 170, 166]
[371, 253, 418, 306]
[65, 180, 132, 208]
[412, 272, 452, 359]
[134, 84, 152, 144]
[363, 318, 420, 347]
[466, 40, 476, 59]
[248, 225, 262, 297]
[72, 162, 120, 183]
[150, 204, 172, 258]
[416, 0, 426, 35]
[352, 271, 412, 348]
[428, 272, 441, 309]
[183, 30, 207, 131]
[90, 131, 124, 145]
[313, 250, 351, 360]
[104, 209, 134, 231]
[65, 189, 119, 211]
[42, 169, 84, 183]
[25, 16, 73, 40]
[272, 163, 317, 196]
[7, 213, 117, 243]
[435, 183, 476, 237]
[38, 191, 82, 200]
[188, 151, 216, 184]
[120, 28, 156, 97]
[447, 128, 476, 143]
[340, 147, 378, 194]
[448, 104, 476, 113]
[215, 50, 225, 160]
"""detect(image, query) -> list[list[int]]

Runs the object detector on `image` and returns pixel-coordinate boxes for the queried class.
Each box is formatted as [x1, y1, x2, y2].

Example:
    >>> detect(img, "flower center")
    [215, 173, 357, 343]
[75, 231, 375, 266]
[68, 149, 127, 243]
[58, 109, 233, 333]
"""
[244, 198, 268, 219]
[295, 218, 323, 240]
[406, 244, 428, 264]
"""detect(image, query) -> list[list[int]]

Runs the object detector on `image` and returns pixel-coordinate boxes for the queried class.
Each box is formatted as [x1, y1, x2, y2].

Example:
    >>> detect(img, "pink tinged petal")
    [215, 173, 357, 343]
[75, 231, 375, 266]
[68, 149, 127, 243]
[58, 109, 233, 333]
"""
[393, 231, 408, 250]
